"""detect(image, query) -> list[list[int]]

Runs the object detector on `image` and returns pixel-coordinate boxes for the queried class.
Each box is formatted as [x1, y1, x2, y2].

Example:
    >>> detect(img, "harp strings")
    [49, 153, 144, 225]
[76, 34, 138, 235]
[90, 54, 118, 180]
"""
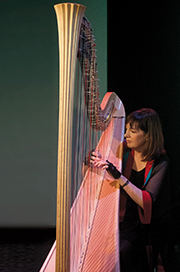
[71, 18, 102, 205]
[70, 18, 103, 270]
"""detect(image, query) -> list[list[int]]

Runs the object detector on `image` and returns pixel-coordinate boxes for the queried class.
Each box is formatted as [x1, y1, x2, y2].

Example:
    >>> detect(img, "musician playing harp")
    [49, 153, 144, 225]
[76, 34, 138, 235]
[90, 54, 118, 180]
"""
[89, 108, 171, 272]
[40, 3, 171, 272]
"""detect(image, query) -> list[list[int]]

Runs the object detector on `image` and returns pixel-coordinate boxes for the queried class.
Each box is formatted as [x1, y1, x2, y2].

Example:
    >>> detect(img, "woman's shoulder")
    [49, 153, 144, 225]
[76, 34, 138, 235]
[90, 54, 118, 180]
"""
[152, 154, 169, 173]
[154, 153, 169, 165]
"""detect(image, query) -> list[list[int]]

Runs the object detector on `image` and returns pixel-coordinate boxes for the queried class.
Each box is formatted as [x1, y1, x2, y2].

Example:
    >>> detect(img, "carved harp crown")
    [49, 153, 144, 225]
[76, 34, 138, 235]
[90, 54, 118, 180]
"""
[40, 3, 125, 272]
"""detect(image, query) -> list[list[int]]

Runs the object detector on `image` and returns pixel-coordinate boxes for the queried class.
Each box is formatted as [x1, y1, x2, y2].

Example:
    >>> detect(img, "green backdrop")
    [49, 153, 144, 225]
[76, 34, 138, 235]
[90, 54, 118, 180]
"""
[0, 0, 107, 227]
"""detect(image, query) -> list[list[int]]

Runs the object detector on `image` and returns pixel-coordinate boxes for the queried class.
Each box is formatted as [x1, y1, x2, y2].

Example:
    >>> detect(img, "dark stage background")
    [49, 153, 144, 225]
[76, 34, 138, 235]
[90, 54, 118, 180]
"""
[108, 0, 180, 244]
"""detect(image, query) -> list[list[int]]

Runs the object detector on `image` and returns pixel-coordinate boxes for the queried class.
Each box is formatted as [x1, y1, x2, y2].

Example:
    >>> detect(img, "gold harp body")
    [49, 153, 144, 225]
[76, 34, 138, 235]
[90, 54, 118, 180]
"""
[40, 3, 125, 272]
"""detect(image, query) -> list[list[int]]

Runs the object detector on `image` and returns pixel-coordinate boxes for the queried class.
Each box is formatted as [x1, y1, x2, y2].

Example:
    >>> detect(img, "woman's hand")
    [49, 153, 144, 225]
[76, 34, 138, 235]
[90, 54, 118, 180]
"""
[92, 153, 122, 179]
[90, 152, 144, 209]
[83, 149, 105, 172]
[91, 152, 109, 170]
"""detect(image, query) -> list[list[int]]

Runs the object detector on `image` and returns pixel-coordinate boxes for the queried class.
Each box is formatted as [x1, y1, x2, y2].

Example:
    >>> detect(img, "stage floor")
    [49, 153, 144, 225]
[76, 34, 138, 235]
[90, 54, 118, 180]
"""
[0, 228, 179, 272]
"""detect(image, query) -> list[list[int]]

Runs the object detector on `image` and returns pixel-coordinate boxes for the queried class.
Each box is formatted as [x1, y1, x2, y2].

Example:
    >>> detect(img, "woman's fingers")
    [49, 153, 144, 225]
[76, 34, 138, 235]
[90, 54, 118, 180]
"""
[89, 150, 109, 169]
[91, 156, 109, 168]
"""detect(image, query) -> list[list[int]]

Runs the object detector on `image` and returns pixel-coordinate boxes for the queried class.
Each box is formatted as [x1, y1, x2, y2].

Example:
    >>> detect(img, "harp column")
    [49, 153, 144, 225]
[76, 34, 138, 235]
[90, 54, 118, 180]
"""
[54, 3, 86, 272]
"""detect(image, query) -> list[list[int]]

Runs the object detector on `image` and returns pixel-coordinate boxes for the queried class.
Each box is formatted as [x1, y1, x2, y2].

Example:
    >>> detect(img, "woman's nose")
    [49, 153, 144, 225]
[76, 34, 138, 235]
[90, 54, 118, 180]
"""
[124, 130, 129, 138]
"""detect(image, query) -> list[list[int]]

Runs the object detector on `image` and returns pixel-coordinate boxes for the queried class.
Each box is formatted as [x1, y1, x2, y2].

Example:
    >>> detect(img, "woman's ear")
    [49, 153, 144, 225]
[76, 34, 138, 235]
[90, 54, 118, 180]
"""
[145, 134, 149, 142]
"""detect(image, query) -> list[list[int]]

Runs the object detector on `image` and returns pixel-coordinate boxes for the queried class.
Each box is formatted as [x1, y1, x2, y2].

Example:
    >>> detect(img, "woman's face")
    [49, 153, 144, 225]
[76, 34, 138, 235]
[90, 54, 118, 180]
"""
[124, 122, 148, 153]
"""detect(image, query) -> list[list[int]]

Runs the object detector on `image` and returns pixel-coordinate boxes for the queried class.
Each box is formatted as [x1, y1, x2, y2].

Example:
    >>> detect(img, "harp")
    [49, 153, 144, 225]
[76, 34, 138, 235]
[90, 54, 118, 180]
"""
[40, 3, 125, 272]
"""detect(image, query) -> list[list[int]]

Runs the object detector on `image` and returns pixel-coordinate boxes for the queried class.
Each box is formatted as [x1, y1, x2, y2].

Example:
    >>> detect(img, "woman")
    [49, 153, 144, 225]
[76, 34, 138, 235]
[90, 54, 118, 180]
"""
[91, 108, 171, 272]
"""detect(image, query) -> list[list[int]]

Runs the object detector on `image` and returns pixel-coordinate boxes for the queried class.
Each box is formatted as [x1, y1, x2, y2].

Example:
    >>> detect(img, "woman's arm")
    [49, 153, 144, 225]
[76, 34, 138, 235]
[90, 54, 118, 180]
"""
[92, 156, 144, 209]
[118, 175, 144, 209]
[93, 155, 169, 224]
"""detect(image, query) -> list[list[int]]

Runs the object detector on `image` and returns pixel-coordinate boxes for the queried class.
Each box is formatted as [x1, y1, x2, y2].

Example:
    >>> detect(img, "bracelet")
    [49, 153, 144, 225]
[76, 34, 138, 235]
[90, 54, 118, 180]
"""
[121, 179, 129, 188]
